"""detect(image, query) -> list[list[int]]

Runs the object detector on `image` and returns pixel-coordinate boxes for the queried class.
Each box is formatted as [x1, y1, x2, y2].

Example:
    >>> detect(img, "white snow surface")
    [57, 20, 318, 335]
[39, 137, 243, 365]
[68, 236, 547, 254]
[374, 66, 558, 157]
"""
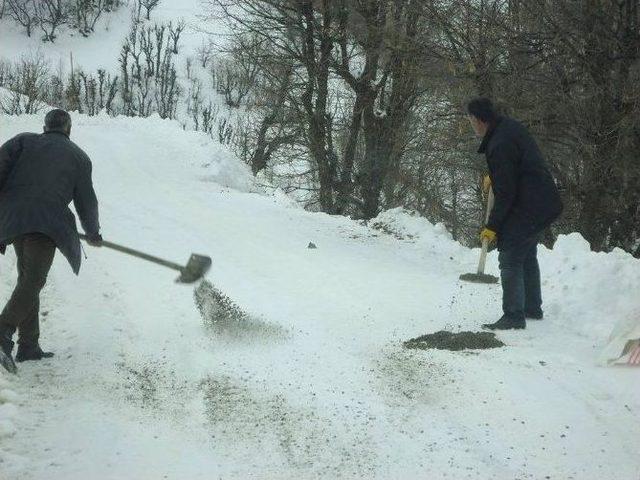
[0, 112, 639, 480]
[0, 0, 220, 73]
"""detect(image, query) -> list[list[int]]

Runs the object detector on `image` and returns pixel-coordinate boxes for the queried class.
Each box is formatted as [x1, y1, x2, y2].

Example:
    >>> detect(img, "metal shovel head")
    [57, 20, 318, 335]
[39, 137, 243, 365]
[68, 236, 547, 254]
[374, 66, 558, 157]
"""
[176, 254, 212, 284]
[459, 272, 499, 284]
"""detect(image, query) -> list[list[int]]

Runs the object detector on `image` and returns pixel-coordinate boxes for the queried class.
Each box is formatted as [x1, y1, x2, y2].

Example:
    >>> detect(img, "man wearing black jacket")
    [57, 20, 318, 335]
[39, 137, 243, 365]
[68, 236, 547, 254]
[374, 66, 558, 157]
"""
[467, 98, 563, 330]
[0, 109, 102, 373]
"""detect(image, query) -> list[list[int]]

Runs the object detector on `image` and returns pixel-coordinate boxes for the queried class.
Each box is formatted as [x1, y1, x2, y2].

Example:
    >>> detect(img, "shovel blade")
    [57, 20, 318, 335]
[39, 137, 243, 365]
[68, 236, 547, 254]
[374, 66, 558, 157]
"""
[459, 272, 499, 284]
[176, 254, 212, 284]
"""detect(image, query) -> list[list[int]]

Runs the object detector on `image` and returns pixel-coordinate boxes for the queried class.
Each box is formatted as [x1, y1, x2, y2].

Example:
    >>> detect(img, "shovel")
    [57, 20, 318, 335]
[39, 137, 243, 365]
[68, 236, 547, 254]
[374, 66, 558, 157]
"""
[79, 234, 212, 283]
[460, 188, 499, 284]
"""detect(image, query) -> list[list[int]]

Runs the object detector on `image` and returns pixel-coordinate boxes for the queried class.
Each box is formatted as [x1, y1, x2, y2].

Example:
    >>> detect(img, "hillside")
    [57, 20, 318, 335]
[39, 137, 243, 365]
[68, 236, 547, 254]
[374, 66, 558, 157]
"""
[0, 0, 217, 72]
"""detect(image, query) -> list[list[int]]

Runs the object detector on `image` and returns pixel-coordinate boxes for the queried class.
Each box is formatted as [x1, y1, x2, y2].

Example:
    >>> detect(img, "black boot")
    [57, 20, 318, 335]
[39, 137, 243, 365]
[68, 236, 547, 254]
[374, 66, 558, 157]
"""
[16, 344, 54, 362]
[482, 316, 526, 330]
[0, 327, 17, 374]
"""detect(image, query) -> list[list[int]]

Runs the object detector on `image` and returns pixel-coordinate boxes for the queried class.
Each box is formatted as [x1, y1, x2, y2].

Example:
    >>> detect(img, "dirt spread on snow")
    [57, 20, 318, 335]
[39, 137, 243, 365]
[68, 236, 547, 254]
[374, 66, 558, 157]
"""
[404, 330, 505, 351]
[199, 375, 378, 477]
[194, 280, 289, 341]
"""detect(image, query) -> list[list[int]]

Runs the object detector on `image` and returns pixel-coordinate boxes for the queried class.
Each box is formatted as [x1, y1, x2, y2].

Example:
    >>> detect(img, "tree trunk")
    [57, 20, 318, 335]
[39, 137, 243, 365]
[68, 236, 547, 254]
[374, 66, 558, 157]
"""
[299, 0, 336, 212]
[360, 106, 395, 219]
[334, 92, 365, 214]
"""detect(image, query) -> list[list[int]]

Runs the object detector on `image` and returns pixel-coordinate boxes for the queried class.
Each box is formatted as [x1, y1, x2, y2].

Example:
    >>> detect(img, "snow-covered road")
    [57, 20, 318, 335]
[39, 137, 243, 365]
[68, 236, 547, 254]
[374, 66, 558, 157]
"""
[1, 114, 639, 480]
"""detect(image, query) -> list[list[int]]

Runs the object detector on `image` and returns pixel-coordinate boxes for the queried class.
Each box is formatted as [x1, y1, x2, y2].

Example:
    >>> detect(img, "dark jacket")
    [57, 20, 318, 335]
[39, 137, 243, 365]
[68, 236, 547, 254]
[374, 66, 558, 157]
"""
[479, 116, 562, 249]
[0, 131, 100, 274]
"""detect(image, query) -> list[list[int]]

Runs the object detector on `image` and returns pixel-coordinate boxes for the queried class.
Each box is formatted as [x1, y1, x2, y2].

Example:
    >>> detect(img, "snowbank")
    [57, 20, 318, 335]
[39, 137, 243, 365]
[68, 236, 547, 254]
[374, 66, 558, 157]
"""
[540, 233, 640, 346]
[371, 207, 454, 244]
[369, 207, 465, 258]
[1, 110, 257, 194]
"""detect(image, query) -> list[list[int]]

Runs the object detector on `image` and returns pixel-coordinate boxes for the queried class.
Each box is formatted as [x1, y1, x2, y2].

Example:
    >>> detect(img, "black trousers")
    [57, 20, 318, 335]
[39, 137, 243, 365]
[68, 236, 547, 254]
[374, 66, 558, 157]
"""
[498, 234, 542, 322]
[0, 233, 56, 347]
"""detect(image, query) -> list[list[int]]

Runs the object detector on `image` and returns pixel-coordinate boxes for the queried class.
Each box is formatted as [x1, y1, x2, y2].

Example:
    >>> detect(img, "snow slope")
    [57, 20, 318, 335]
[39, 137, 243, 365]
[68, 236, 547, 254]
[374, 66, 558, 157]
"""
[0, 112, 639, 480]
[0, 0, 222, 73]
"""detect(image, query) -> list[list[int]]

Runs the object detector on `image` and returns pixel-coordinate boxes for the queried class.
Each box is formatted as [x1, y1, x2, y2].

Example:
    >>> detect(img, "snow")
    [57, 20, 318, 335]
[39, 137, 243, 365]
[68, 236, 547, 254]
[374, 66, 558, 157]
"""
[0, 111, 639, 479]
[370, 207, 463, 258]
[0, 0, 224, 73]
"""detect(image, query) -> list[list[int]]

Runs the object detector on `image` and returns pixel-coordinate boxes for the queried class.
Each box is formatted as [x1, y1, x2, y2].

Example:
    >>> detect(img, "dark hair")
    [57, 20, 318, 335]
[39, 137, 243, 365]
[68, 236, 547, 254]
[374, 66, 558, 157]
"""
[466, 97, 497, 123]
[44, 109, 72, 133]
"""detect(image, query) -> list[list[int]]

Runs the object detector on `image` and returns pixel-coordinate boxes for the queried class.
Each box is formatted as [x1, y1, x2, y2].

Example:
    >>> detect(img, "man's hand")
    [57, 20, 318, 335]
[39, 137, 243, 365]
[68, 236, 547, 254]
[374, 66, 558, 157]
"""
[480, 227, 497, 244]
[482, 174, 492, 194]
[86, 233, 103, 247]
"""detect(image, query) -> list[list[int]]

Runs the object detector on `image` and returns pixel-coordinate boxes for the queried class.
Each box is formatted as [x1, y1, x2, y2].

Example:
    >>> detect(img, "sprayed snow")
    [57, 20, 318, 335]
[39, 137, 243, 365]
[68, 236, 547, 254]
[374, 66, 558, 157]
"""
[0, 112, 639, 479]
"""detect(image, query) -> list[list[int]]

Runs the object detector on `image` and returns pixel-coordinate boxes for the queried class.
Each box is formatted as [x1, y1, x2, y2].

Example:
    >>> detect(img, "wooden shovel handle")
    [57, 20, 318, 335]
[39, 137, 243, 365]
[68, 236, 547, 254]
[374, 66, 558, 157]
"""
[477, 188, 495, 275]
[78, 234, 184, 272]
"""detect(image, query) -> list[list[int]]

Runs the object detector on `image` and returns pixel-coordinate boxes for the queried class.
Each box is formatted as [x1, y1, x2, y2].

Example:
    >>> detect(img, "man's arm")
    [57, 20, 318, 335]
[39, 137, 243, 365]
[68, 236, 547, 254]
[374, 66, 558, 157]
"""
[0, 135, 25, 191]
[73, 156, 101, 239]
[486, 140, 519, 232]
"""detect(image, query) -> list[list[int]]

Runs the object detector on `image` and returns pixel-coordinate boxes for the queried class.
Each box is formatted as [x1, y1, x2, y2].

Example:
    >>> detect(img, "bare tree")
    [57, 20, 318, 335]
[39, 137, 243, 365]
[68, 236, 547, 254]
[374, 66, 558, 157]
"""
[210, 55, 258, 108]
[0, 52, 50, 114]
[138, 0, 160, 20]
[168, 20, 185, 54]
[248, 64, 300, 175]
[6, 0, 38, 37]
[96, 68, 119, 114]
[205, 0, 340, 211]
[74, 0, 109, 36]
[197, 40, 214, 68]
[35, 0, 68, 42]
[118, 21, 181, 119]
[155, 47, 179, 118]
[329, 0, 432, 218]
[130, 0, 143, 23]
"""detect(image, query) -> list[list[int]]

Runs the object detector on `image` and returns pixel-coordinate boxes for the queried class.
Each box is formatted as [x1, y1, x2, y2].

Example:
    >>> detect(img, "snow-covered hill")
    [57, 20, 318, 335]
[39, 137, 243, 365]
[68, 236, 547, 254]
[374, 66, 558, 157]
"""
[0, 0, 218, 72]
[0, 112, 639, 479]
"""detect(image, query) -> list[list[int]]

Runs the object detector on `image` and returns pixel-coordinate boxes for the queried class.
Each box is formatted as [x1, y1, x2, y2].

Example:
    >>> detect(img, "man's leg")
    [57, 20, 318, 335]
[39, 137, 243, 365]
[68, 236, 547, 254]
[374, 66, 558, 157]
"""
[523, 240, 543, 319]
[0, 234, 55, 355]
[499, 245, 527, 322]
[15, 238, 43, 347]
[484, 238, 532, 330]
[18, 301, 41, 348]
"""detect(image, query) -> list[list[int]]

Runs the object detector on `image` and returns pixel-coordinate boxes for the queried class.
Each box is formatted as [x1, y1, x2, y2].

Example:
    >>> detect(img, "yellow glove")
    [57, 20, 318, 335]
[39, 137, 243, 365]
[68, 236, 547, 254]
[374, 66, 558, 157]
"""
[480, 227, 497, 244]
[482, 174, 492, 194]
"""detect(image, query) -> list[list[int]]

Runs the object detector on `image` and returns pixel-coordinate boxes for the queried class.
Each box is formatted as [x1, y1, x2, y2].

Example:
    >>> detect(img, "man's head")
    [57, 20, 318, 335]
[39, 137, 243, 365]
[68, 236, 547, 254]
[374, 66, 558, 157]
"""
[466, 97, 497, 137]
[43, 109, 72, 136]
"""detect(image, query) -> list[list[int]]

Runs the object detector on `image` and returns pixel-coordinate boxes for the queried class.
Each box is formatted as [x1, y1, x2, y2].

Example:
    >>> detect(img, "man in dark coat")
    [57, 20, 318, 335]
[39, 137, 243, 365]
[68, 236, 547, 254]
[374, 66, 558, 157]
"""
[467, 98, 563, 330]
[0, 109, 102, 373]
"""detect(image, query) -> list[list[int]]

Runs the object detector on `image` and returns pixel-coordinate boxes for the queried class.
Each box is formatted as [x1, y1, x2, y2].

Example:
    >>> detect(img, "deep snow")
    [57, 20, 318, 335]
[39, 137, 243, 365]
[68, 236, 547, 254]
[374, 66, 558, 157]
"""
[0, 112, 639, 480]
